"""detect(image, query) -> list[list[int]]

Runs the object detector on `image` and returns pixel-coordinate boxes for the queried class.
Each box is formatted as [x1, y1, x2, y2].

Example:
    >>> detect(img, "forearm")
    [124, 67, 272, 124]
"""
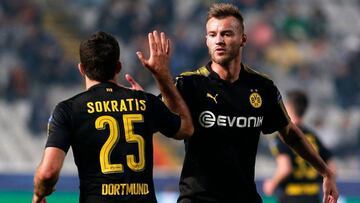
[280, 123, 333, 178]
[33, 147, 65, 202]
[153, 71, 193, 138]
[33, 166, 58, 198]
[154, 71, 183, 112]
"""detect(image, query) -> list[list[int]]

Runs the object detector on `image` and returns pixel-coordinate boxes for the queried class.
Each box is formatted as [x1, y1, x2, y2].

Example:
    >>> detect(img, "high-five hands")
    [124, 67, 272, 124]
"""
[136, 30, 171, 76]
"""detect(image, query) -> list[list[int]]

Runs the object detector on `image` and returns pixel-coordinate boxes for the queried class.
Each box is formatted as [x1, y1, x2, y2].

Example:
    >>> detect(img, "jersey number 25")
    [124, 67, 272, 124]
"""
[95, 114, 145, 174]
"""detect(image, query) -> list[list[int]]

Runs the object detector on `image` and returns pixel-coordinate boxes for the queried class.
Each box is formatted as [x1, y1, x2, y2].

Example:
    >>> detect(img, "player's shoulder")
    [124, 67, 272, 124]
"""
[242, 64, 273, 84]
[175, 66, 211, 90]
[176, 66, 210, 80]
[53, 94, 80, 114]
[121, 88, 161, 106]
[59, 90, 89, 106]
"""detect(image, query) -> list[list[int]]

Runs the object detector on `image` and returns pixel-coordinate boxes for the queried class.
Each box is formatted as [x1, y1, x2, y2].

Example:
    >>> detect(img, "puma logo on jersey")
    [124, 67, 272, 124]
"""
[206, 93, 219, 104]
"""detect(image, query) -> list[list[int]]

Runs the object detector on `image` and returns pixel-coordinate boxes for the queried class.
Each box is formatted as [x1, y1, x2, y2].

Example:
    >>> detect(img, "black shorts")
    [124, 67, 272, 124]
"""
[278, 194, 320, 203]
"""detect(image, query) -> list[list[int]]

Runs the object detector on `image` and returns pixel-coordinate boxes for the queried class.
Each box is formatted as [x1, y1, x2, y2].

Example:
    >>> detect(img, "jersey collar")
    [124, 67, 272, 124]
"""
[205, 61, 245, 85]
[88, 81, 119, 90]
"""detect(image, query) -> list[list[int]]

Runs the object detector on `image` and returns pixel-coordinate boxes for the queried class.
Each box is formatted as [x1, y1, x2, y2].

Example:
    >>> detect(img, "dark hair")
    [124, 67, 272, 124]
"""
[79, 31, 120, 82]
[207, 3, 244, 31]
[286, 90, 309, 118]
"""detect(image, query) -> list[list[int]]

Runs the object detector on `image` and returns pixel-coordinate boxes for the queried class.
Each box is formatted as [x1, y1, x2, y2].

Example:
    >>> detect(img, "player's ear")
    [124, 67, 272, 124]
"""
[240, 34, 247, 47]
[115, 61, 121, 74]
[78, 63, 85, 77]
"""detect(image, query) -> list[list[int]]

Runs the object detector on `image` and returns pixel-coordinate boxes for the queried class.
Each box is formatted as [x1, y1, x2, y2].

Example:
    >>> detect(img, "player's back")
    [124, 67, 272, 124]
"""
[47, 82, 181, 203]
[282, 125, 331, 185]
[271, 125, 332, 203]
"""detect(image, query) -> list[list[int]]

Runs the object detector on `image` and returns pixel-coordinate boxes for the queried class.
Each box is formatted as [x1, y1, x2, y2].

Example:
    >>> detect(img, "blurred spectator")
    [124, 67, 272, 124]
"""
[282, 1, 310, 41]
[27, 91, 51, 135]
[334, 64, 359, 109]
[308, 6, 328, 39]
[5, 66, 29, 102]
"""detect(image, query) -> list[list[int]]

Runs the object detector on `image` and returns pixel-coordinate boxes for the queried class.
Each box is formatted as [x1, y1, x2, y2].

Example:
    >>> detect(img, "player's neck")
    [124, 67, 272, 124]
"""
[84, 77, 117, 90]
[211, 59, 241, 83]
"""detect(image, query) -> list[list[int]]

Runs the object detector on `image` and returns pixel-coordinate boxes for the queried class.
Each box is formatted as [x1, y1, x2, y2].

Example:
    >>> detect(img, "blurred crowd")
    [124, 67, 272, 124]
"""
[1, 0, 359, 157]
[0, 0, 80, 133]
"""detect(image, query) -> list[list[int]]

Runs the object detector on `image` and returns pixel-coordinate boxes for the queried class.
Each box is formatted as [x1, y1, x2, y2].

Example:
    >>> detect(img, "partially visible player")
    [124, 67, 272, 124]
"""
[263, 89, 336, 203]
[32, 31, 193, 203]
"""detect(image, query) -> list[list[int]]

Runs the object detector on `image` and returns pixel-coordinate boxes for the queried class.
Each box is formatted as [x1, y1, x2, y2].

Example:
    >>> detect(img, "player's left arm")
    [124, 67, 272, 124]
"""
[33, 147, 66, 203]
[278, 123, 339, 203]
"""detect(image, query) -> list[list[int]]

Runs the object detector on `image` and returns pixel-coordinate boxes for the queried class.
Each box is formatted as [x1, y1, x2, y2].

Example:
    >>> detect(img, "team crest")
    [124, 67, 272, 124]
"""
[249, 91, 262, 108]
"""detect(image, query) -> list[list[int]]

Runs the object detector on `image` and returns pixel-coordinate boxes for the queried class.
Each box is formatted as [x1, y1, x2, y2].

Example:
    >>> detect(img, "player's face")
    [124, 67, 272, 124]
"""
[206, 16, 245, 66]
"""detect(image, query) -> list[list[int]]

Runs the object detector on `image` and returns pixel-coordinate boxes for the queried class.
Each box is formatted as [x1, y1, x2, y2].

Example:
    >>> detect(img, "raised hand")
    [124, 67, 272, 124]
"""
[136, 30, 171, 76]
[135, 30, 193, 140]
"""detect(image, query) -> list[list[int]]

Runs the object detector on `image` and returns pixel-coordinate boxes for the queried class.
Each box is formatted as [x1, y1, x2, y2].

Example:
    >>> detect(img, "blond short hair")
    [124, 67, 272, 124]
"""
[207, 3, 244, 31]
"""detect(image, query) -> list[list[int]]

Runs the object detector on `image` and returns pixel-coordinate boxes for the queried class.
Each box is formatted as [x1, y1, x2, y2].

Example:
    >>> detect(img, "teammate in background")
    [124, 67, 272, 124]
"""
[263, 90, 336, 203]
[32, 31, 193, 203]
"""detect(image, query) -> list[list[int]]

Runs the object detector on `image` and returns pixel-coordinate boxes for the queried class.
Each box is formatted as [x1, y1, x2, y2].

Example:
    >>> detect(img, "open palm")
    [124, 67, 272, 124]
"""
[136, 30, 171, 75]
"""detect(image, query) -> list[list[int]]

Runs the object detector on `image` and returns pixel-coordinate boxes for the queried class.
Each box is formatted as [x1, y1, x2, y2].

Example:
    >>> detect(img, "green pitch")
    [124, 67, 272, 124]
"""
[0, 191, 359, 203]
[0, 191, 77, 203]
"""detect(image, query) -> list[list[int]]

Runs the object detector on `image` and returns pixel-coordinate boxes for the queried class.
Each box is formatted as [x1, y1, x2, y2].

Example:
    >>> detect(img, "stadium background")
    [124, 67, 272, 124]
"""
[0, 0, 359, 202]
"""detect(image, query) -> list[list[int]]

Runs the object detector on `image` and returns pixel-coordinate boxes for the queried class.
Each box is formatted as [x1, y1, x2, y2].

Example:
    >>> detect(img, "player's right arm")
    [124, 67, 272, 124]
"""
[136, 30, 193, 139]
[33, 147, 65, 203]
[33, 102, 72, 203]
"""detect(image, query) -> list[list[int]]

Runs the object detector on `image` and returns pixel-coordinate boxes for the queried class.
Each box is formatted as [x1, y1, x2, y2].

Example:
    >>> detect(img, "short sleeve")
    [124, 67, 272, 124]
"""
[262, 83, 290, 134]
[175, 76, 191, 104]
[147, 94, 181, 138]
[45, 101, 72, 153]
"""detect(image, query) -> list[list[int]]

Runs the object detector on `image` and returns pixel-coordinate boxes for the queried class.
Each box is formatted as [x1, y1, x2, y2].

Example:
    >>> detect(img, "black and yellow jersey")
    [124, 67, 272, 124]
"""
[176, 62, 290, 203]
[270, 125, 332, 199]
[46, 82, 181, 203]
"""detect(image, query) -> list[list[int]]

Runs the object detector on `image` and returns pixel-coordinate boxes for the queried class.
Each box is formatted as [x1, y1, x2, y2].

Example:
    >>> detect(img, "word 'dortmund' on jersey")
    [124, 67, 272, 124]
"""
[102, 183, 149, 196]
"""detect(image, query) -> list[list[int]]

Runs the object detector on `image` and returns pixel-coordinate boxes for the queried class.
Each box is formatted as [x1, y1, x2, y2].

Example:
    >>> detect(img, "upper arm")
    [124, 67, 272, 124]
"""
[46, 102, 72, 152]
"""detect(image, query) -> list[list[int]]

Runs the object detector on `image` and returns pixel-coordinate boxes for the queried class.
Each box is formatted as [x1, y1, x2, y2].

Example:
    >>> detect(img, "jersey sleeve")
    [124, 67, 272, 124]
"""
[45, 101, 72, 153]
[316, 136, 333, 162]
[175, 75, 192, 105]
[262, 83, 290, 134]
[147, 93, 181, 138]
